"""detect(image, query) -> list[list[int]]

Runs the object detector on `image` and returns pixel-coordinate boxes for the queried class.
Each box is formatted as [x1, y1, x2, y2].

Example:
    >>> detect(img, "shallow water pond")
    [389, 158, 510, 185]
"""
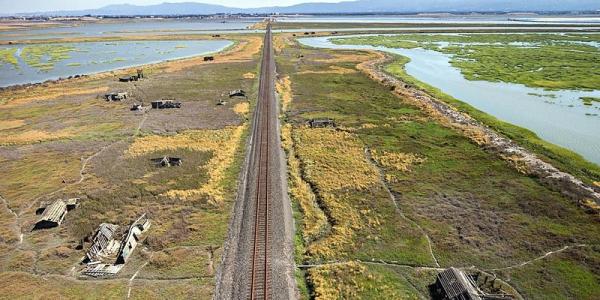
[0, 19, 260, 41]
[0, 40, 232, 87]
[300, 36, 600, 165]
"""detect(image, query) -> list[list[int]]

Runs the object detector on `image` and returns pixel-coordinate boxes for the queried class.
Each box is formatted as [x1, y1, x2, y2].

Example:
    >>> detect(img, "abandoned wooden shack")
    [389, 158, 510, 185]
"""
[204, 56, 215, 61]
[152, 156, 183, 167]
[229, 89, 247, 98]
[104, 92, 128, 101]
[118, 75, 138, 82]
[308, 118, 336, 128]
[34, 199, 69, 230]
[151, 99, 182, 109]
[435, 268, 482, 300]
[116, 214, 151, 264]
[80, 214, 151, 278]
[84, 223, 120, 263]
[130, 103, 144, 111]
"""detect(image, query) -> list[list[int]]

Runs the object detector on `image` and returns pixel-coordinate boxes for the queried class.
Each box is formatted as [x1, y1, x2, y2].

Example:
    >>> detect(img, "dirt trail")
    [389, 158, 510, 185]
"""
[487, 244, 589, 271]
[0, 193, 20, 242]
[364, 148, 440, 268]
[127, 254, 151, 299]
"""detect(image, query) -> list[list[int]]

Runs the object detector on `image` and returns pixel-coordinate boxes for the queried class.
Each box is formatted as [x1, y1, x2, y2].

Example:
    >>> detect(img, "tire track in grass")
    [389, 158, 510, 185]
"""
[364, 148, 440, 268]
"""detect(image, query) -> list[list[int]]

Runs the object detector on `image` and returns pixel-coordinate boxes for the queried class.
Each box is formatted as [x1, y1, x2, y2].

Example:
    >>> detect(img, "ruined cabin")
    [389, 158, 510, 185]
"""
[119, 76, 138, 82]
[229, 89, 247, 98]
[116, 214, 151, 264]
[104, 92, 128, 101]
[130, 103, 143, 111]
[34, 199, 68, 230]
[151, 100, 182, 109]
[204, 56, 215, 62]
[435, 268, 482, 300]
[308, 118, 336, 128]
[152, 156, 183, 167]
[85, 223, 119, 263]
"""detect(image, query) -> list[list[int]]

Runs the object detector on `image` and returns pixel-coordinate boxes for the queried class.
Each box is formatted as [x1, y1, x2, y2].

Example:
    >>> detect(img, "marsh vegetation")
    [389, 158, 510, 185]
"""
[278, 36, 600, 299]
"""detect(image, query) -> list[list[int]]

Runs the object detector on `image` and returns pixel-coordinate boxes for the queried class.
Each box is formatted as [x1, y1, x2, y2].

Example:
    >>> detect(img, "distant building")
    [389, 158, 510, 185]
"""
[229, 89, 247, 98]
[308, 118, 335, 128]
[151, 99, 182, 109]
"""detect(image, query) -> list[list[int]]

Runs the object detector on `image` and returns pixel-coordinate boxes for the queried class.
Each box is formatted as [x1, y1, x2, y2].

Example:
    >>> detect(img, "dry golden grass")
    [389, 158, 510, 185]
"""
[360, 123, 378, 129]
[126, 126, 245, 206]
[233, 102, 250, 116]
[582, 199, 600, 213]
[294, 127, 381, 258]
[308, 262, 367, 300]
[0, 120, 25, 131]
[298, 66, 357, 75]
[0, 130, 73, 145]
[593, 181, 600, 188]
[282, 124, 328, 243]
[276, 76, 292, 113]
[1, 86, 108, 108]
[295, 128, 378, 191]
[273, 34, 296, 54]
[243, 72, 256, 79]
[307, 261, 414, 299]
[371, 150, 426, 183]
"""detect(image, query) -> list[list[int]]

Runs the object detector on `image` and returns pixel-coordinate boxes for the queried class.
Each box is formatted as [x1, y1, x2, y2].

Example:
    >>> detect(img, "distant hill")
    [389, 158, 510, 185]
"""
[14, 0, 600, 16]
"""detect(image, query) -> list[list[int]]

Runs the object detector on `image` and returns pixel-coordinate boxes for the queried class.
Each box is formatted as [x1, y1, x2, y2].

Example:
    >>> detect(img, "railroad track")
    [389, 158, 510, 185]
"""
[249, 23, 275, 300]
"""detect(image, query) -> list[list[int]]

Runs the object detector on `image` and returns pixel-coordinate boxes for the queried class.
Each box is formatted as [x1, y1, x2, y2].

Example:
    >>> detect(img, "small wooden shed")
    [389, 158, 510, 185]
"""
[308, 118, 335, 128]
[34, 200, 68, 229]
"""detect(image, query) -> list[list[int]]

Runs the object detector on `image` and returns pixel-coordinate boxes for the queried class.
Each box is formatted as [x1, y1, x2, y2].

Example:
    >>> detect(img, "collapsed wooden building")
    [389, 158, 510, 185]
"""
[119, 69, 145, 82]
[116, 214, 151, 264]
[130, 103, 144, 111]
[104, 92, 128, 101]
[229, 89, 247, 98]
[80, 214, 151, 278]
[435, 268, 482, 300]
[308, 118, 336, 128]
[434, 268, 515, 300]
[151, 99, 182, 109]
[84, 223, 120, 263]
[204, 56, 215, 61]
[152, 156, 183, 167]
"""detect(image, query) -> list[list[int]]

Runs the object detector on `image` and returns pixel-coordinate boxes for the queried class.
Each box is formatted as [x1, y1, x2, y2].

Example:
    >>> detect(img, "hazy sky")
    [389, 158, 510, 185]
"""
[1, 0, 345, 13]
